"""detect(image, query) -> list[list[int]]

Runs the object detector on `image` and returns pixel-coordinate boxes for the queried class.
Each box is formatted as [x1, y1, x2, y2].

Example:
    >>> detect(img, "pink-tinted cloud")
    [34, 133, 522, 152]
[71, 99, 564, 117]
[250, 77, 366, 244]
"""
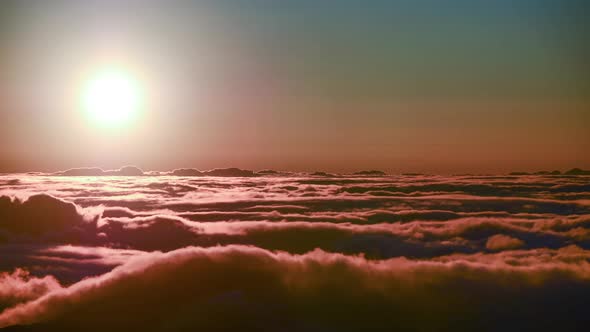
[1, 245, 590, 330]
[485, 234, 525, 251]
[2, 172, 590, 330]
[0, 194, 98, 238]
[0, 269, 61, 311]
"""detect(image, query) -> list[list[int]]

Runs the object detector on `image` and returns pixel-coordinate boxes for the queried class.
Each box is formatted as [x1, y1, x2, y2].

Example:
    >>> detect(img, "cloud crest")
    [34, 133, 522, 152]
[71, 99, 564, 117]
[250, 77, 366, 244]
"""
[1, 246, 590, 331]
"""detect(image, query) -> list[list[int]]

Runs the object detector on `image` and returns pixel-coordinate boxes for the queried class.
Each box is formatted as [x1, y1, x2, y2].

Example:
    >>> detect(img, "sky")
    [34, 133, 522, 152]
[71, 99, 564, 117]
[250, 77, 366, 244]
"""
[1, 0, 588, 174]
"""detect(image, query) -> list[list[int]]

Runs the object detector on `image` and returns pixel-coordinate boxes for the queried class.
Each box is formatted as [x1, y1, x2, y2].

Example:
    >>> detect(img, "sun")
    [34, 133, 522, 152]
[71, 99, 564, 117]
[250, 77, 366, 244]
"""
[82, 69, 142, 127]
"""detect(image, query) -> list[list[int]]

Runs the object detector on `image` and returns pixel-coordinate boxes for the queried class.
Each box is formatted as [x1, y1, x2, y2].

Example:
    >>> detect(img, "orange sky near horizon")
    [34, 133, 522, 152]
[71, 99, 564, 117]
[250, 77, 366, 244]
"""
[1, 0, 588, 174]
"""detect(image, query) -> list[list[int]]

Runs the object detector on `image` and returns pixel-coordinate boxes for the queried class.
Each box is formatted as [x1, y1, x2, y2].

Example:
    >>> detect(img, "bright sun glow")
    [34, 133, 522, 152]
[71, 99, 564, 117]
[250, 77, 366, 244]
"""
[82, 69, 142, 127]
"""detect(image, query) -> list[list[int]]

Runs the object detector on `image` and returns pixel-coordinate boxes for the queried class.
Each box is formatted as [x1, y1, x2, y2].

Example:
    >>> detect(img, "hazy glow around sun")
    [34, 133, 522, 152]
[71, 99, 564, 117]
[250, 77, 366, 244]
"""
[82, 69, 142, 127]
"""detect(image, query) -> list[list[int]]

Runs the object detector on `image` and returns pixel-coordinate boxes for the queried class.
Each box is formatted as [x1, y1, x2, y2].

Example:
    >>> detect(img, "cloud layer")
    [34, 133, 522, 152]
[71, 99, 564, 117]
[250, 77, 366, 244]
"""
[1, 172, 590, 330]
[1, 246, 590, 331]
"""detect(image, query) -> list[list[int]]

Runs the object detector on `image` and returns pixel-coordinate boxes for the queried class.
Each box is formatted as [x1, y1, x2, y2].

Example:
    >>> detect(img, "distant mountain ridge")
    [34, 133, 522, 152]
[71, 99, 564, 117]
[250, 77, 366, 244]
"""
[27, 167, 590, 177]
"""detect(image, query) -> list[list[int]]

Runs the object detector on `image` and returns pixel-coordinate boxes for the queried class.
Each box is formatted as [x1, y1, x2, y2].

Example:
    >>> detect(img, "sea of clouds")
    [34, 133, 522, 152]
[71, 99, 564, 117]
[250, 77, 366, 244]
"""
[1, 169, 590, 331]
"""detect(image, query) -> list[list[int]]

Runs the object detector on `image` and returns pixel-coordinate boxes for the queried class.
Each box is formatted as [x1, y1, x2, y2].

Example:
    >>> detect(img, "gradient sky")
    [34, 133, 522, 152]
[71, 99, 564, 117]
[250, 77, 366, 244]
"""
[1, 0, 588, 173]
